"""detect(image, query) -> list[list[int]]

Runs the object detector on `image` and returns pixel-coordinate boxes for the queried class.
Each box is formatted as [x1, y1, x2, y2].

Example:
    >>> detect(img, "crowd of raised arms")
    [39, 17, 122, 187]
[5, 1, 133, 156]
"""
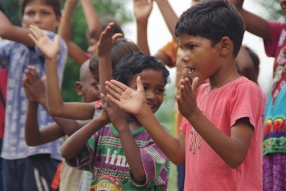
[0, 0, 285, 191]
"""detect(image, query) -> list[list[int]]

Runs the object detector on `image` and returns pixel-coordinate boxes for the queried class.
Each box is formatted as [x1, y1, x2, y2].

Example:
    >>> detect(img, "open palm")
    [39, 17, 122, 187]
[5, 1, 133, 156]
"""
[28, 25, 60, 60]
[133, 0, 153, 21]
[106, 76, 148, 116]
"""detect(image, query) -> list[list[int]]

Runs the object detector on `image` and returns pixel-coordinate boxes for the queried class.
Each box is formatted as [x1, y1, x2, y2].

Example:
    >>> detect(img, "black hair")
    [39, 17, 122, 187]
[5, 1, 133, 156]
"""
[100, 17, 124, 36]
[175, 0, 245, 56]
[113, 52, 170, 86]
[89, 38, 140, 73]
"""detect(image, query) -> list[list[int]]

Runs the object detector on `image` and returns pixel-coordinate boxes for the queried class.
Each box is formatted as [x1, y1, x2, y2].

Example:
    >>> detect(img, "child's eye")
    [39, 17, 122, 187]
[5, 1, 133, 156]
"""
[26, 12, 35, 16]
[189, 45, 196, 50]
[157, 88, 165, 94]
[42, 11, 51, 16]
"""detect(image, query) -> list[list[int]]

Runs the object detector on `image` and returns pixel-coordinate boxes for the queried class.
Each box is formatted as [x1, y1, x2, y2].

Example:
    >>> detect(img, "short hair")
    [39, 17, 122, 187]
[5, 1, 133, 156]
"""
[175, 0, 245, 56]
[113, 52, 170, 86]
[19, 0, 61, 18]
[244, 46, 260, 73]
[100, 17, 124, 36]
[89, 54, 99, 75]
[89, 38, 140, 73]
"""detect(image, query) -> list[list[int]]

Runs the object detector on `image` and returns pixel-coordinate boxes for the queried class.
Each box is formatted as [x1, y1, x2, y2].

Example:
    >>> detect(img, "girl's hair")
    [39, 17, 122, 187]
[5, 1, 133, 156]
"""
[113, 51, 170, 86]
[100, 17, 124, 36]
[19, 0, 61, 18]
[0, 2, 5, 14]
[89, 38, 140, 73]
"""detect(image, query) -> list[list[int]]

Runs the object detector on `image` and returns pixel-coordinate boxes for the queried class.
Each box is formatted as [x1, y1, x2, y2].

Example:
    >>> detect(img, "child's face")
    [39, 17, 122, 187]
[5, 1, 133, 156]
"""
[87, 38, 98, 55]
[82, 72, 100, 103]
[179, 33, 221, 83]
[128, 69, 165, 114]
[21, 0, 60, 32]
[280, 0, 286, 13]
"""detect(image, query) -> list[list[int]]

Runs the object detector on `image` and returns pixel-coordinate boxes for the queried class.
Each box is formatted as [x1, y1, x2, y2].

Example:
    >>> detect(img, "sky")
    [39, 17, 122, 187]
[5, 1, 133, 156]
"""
[124, 0, 274, 95]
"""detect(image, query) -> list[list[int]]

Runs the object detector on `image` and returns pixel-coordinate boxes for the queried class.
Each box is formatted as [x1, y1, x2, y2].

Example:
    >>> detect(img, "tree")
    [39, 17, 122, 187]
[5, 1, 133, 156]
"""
[2, 0, 133, 102]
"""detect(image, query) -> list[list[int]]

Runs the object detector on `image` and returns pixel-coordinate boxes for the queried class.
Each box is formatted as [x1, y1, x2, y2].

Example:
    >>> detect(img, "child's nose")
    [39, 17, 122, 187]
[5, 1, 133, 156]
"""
[146, 90, 155, 100]
[181, 53, 189, 64]
[34, 13, 42, 23]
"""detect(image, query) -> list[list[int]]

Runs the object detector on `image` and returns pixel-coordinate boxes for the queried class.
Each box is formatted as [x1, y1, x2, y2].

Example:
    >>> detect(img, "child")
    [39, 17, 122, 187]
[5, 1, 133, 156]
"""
[230, 0, 286, 189]
[134, 1, 203, 190]
[0, 0, 67, 190]
[61, 51, 171, 190]
[28, 23, 143, 190]
[106, 0, 263, 190]
[22, 61, 100, 191]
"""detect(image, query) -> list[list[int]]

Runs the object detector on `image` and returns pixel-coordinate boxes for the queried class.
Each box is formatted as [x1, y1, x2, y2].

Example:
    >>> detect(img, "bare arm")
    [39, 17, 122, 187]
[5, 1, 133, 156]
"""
[80, 0, 102, 41]
[28, 25, 95, 120]
[23, 66, 90, 146]
[57, 0, 87, 65]
[133, 0, 153, 55]
[60, 115, 106, 159]
[0, 11, 35, 47]
[177, 78, 254, 168]
[156, 0, 178, 41]
[105, 77, 186, 164]
[229, 0, 271, 40]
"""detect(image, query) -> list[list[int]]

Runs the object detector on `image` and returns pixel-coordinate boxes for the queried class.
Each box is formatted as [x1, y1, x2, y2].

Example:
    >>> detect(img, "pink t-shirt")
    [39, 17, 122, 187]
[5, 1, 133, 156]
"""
[181, 77, 262, 191]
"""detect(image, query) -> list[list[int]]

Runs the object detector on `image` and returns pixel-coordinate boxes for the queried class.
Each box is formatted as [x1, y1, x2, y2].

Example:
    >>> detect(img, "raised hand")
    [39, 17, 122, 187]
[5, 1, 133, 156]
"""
[28, 25, 60, 60]
[100, 93, 127, 131]
[96, 22, 123, 58]
[133, 0, 154, 22]
[22, 65, 46, 103]
[105, 76, 148, 116]
[176, 77, 200, 119]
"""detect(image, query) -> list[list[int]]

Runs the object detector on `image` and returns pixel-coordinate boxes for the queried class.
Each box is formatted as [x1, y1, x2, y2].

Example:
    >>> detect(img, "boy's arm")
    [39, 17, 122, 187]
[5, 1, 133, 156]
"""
[177, 77, 254, 168]
[101, 94, 147, 183]
[97, 23, 123, 98]
[23, 66, 90, 146]
[229, 0, 271, 40]
[0, 11, 35, 47]
[155, 0, 178, 41]
[60, 114, 106, 159]
[80, 0, 102, 41]
[133, 0, 153, 55]
[29, 25, 95, 120]
[57, 0, 87, 66]
[105, 77, 186, 164]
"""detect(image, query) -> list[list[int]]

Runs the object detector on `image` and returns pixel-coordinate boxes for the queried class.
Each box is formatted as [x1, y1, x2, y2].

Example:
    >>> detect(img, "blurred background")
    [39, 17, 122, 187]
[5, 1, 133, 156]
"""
[0, 0, 284, 190]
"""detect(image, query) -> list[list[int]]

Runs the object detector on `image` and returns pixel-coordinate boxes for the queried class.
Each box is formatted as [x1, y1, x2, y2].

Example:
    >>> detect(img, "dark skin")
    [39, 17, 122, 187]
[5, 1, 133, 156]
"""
[23, 66, 89, 146]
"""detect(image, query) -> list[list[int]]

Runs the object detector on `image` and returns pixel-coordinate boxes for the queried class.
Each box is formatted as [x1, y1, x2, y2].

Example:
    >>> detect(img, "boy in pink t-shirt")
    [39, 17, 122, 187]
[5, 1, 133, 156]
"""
[104, 0, 263, 190]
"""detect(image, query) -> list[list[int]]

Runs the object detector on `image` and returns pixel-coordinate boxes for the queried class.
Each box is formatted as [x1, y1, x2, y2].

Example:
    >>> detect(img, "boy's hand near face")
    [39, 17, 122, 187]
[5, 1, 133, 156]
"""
[28, 25, 60, 60]
[177, 77, 200, 119]
[105, 76, 148, 116]
[100, 93, 128, 131]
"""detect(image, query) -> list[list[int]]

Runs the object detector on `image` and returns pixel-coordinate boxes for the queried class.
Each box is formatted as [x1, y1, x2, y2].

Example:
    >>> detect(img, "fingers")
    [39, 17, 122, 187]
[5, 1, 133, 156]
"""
[112, 33, 123, 43]
[29, 25, 44, 41]
[105, 80, 128, 96]
[136, 76, 144, 92]
[53, 35, 60, 47]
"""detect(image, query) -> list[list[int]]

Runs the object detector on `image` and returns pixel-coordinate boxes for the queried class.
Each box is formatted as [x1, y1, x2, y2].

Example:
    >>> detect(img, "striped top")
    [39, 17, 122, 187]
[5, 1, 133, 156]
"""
[67, 123, 170, 191]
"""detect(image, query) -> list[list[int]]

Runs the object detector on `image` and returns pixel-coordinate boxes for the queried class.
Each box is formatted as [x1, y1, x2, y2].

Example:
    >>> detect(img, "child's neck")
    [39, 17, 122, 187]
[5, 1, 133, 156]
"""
[209, 62, 240, 90]
[126, 115, 142, 132]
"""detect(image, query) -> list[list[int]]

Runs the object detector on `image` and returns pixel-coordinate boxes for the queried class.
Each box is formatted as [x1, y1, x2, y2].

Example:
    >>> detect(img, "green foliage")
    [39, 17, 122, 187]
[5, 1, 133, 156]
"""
[255, 0, 286, 22]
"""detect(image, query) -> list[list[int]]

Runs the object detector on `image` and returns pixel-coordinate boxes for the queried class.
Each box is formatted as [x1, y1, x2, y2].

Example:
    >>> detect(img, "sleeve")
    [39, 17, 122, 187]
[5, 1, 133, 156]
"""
[35, 30, 67, 86]
[264, 21, 286, 57]
[0, 42, 15, 69]
[66, 132, 99, 172]
[228, 81, 262, 130]
[130, 125, 170, 189]
[159, 38, 179, 68]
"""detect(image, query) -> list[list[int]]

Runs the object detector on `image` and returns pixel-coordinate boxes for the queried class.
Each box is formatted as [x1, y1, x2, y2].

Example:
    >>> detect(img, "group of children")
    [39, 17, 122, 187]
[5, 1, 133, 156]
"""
[0, 0, 285, 191]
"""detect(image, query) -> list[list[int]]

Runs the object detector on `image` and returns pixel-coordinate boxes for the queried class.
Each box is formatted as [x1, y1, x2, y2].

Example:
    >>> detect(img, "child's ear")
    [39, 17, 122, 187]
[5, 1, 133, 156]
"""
[219, 37, 232, 56]
[75, 81, 84, 96]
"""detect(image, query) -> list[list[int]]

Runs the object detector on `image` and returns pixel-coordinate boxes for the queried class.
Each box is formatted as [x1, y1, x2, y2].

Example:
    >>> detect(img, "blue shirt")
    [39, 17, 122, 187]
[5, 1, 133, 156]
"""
[0, 31, 67, 160]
